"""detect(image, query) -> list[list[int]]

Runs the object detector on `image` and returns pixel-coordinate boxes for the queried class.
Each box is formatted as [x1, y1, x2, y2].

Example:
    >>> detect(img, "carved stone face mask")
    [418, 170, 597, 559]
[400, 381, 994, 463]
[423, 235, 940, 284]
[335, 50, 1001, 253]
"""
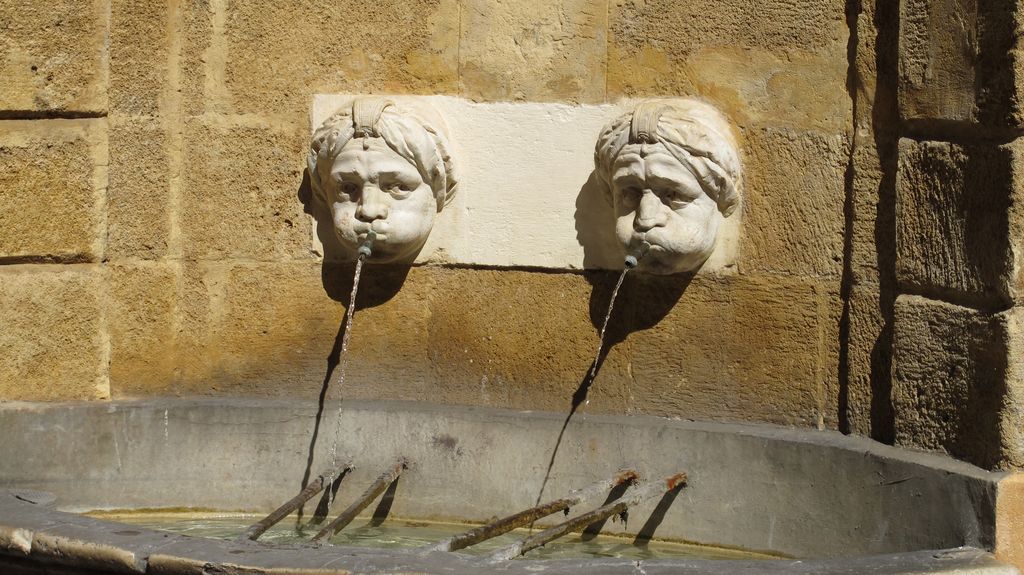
[309, 98, 456, 264]
[595, 99, 742, 275]
[324, 136, 438, 263]
[609, 142, 723, 274]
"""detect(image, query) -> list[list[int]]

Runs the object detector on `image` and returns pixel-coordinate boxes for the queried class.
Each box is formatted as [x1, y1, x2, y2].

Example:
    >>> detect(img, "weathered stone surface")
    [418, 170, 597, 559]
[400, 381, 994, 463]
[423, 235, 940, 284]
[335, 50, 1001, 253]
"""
[31, 530, 147, 574]
[114, 264, 622, 409]
[107, 263, 178, 396]
[100, 266, 842, 429]
[109, 0, 171, 115]
[853, 0, 899, 132]
[607, 0, 849, 133]
[997, 473, 1024, 570]
[849, 135, 898, 288]
[107, 117, 171, 260]
[158, 261, 213, 392]
[1005, 310, 1024, 468]
[822, 284, 844, 430]
[738, 127, 848, 277]
[184, 261, 337, 396]
[0, 119, 106, 262]
[842, 0, 899, 440]
[187, 0, 459, 118]
[459, 0, 606, 103]
[184, 262, 448, 401]
[899, 0, 1024, 127]
[847, 0, 897, 282]
[0, 0, 107, 113]
[324, 264, 437, 402]
[892, 295, 1014, 469]
[180, 0, 212, 118]
[842, 285, 893, 439]
[849, 141, 884, 286]
[180, 117, 311, 261]
[0, 266, 106, 400]
[995, 470, 1024, 568]
[0, 524, 31, 555]
[896, 138, 1023, 307]
[627, 274, 832, 426]
[113, 261, 338, 397]
[427, 268, 632, 413]
[99, 261, 843, 427]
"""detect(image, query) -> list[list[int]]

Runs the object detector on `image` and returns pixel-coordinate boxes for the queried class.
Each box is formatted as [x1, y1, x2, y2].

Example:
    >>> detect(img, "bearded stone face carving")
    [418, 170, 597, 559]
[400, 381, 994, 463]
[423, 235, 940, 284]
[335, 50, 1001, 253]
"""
[594, 99, 742, 275]
[308, 98, 456, 264]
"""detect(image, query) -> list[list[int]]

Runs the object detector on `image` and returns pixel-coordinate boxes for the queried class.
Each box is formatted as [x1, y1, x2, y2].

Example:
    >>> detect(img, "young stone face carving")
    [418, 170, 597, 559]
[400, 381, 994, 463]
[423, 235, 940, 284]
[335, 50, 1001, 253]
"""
[308, 98, 456, 263]
[595, 99, 742, 274]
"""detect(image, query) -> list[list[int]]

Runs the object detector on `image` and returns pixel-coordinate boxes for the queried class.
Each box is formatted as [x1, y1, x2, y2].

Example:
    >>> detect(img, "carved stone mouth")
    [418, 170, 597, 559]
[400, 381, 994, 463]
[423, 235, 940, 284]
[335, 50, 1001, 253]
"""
[360, 232, 387, 243]
[630, 235, 663, 252]
[354, 226, 387, 237]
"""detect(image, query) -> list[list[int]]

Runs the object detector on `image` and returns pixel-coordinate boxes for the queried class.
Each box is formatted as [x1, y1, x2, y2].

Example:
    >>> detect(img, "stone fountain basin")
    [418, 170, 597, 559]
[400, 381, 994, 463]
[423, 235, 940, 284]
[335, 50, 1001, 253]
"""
[0, 399, 1017, 574]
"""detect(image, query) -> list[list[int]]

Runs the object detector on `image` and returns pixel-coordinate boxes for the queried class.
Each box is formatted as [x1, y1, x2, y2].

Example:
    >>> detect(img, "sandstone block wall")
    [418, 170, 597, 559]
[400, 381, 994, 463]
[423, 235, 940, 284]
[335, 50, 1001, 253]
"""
[0, 0, 107, 114]
[0, 0, 1019, 473]
[884, 0, 1024, 470]
[836, 0, 1024, 474]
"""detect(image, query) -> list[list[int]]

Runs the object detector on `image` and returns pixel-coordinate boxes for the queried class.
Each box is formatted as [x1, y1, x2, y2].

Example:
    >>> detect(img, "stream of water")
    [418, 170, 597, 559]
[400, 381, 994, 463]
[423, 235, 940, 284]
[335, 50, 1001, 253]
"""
[586, 266, 630, 398]
[327, 236, 372, 467]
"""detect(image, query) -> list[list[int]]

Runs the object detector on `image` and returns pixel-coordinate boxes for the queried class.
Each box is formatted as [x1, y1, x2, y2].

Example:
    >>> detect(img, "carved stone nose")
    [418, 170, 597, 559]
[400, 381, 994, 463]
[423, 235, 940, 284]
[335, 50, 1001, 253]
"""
[356, 185, 389, 222]
[633, 190, 667, 231]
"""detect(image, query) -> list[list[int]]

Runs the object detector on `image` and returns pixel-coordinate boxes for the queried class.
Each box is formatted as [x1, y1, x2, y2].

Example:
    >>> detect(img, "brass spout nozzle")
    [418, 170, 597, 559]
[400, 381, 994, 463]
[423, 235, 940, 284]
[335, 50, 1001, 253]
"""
[624, 241, 651, 269]
[357, 230, 376, 259]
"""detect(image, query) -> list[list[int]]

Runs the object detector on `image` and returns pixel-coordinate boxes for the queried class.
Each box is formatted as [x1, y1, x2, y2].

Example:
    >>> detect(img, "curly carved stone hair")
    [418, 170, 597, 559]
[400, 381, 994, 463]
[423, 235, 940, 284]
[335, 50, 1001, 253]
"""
[594, 99, 742, 217]
[308, 97, 457, 210]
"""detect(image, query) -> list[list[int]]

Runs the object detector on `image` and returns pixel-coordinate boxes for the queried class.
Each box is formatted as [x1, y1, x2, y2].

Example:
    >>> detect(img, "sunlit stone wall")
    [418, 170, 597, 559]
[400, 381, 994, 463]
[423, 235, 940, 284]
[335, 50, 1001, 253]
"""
[0, 0, 1019, 475]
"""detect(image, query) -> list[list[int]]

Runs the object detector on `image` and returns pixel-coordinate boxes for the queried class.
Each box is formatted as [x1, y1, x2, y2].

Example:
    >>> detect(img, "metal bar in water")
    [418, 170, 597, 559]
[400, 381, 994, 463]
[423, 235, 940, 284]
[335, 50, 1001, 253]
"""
[487, 472, 687, 562]
[240, 461, 353, 541]
[311, 458, 407, 543]
[429, 469, 638, 553]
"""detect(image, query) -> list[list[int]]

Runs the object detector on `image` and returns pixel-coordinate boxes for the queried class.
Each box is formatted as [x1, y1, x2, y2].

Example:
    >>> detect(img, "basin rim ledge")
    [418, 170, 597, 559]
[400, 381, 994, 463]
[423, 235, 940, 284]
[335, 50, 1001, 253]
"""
[0, 398, 1018, 575]
[0, 492, 1017, 575]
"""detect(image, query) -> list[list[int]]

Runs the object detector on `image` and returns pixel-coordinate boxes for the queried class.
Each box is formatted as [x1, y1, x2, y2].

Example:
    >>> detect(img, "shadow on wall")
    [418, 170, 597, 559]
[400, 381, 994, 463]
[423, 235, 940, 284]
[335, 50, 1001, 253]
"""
[574, 171, 625, 270]
[581, 270, 693, 405]
[321, 263, 411, 309]
[836, 0, 898, 441]
[298, 166, 347, 265]
[298, 168, 330, 254]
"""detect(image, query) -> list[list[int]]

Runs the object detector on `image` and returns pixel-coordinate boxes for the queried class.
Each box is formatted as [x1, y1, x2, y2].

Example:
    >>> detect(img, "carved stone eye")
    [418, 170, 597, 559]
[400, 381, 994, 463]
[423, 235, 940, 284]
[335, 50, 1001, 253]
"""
[618, 186, 642, 208]
[339, 181, 360, 199]
[664, 189, 690, 208]
[387, 183, 413, 199]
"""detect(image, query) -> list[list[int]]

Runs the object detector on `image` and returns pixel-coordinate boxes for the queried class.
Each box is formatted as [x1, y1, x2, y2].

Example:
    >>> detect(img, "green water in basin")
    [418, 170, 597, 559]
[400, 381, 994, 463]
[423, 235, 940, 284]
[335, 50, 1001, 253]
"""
[88, 511, 779, 561]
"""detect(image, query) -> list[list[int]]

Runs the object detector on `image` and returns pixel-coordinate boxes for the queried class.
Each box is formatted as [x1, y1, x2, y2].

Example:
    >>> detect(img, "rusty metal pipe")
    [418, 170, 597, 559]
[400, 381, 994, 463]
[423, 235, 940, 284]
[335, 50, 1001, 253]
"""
[240, 461, 353, 541]
[487, 472, 687, 562]
[312, 459, 407, 543]
[429, 469, 638, 553]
